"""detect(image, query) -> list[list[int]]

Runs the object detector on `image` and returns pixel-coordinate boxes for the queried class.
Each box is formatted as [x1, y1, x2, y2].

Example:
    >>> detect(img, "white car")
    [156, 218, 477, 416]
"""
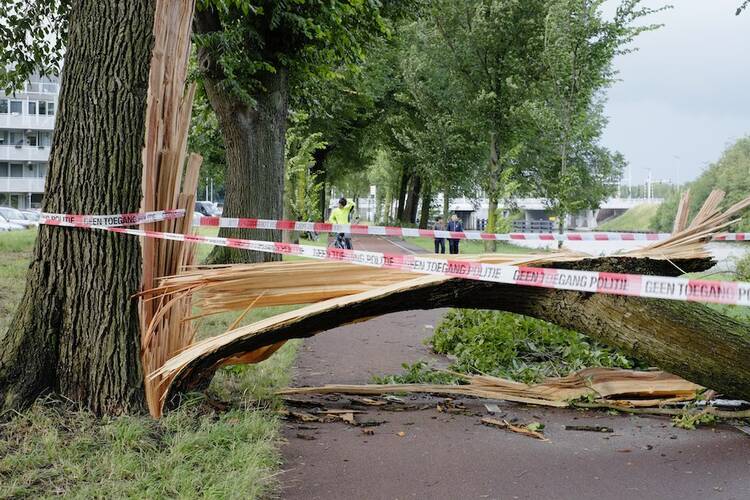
[0, 213, 25, 231]
[0, 207, 36, 229]
[19, 210, 41, 227]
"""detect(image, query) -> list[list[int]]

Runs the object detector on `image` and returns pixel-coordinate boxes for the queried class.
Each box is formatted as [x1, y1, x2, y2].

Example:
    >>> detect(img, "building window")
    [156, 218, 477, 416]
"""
[0, 130, 7, 145]
[10, 163, 23, 177]
[10, 131, 24, 146]
[40, 132, 52, 147]
[43, 82, 58, 93]
[0, 99, 7, 113]
[38, 163, 47, 178]
[28, 101, 37, 115]
[38, 101, 46, 115]
[10, 100, 22, 114]
[26, 133, 38, 147]
[47, 102, 55, 115]
[0, 162, 8, 177]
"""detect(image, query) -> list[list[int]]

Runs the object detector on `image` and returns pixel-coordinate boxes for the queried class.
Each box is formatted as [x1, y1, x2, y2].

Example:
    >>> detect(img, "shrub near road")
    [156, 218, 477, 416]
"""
[430, 309, 645, 384]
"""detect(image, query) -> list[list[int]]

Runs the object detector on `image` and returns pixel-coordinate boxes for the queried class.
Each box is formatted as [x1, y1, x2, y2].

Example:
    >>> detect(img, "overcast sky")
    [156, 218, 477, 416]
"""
[600, 0, 749, 185]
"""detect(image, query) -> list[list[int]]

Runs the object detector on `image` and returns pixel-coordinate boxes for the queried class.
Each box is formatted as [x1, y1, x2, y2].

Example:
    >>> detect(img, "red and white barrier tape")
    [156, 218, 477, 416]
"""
[37, 214, 750, 307]
[40, 209, 185, 228]
[713, 234, 750, 241]
[193, 216, 675, 242]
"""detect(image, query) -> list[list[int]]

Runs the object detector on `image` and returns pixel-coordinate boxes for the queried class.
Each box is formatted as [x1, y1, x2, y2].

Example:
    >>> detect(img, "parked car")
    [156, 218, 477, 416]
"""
[195, 201, 220, 216]
[19, 210, 41, 227]
[0, 207, 36, 229]
[0, 213, 25, 231]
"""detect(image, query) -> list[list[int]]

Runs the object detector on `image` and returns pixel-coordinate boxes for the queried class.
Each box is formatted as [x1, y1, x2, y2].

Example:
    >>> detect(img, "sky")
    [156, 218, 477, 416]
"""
[600, 0, 750, 185]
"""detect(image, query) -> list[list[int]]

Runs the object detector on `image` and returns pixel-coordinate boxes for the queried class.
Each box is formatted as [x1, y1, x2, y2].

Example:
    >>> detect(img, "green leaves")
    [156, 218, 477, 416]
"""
[0, 0, 69, 94]
[430, 309, 645, 384]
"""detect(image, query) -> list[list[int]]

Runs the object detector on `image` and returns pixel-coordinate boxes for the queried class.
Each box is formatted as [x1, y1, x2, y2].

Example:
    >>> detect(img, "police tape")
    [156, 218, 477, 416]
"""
[194, 215, 679, 242]
[37, 215, 750, 308]
[713, 233, 750, 241]
[40, 209, 185, 227]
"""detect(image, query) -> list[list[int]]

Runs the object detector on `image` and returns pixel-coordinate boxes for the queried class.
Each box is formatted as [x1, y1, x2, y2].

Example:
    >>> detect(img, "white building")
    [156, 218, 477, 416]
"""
[0, 75, 59, 209]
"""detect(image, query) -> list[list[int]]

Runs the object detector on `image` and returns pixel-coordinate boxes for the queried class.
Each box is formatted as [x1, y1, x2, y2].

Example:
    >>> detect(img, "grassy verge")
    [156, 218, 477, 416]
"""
[405, 236, 534, 255]
[0, 229, 300, 499]
[597, 203, 659, 231]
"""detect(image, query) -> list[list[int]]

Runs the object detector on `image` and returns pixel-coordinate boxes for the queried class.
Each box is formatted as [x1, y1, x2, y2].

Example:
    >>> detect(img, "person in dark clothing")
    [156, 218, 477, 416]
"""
[447, 214, 464, 254]
[433, 216, 446, 254]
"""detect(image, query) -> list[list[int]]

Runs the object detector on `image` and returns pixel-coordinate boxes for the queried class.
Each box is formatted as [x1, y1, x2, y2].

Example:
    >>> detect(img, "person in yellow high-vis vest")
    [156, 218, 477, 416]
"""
[328, 197, 355, 249]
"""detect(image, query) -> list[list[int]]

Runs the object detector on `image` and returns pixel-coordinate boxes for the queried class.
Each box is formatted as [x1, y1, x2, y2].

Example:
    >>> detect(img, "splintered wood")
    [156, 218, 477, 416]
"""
[145, 197, 750, 416]
[140, 0, 200, 417]
[277, 368, 702, 409]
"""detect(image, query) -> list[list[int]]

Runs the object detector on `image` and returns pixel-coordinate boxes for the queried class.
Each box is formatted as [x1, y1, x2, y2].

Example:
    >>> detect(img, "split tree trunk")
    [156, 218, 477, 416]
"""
[0, 0, 155, 415]
[202, 69, 287, 264]
[165, 256, 750, 404]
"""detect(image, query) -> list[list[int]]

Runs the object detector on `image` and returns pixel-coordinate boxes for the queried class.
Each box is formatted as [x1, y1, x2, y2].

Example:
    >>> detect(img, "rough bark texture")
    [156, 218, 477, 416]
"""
[0, 0, 155, 414]
[166, 256, 750, 404]
[195, 11, 287, 264]
[201, 69, 287, 264]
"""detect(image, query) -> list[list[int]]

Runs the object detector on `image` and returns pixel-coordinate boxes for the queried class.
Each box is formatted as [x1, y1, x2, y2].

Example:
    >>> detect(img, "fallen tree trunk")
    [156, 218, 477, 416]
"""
[157, 256, 750, 409]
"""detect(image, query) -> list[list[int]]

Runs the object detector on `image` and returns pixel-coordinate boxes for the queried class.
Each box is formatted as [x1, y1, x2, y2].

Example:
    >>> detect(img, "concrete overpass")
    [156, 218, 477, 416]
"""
[448, 197, 663, 230]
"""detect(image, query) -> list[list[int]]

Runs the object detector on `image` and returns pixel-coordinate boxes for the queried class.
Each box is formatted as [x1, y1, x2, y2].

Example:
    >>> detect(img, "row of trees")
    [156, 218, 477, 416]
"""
[187, 0, 660, 254]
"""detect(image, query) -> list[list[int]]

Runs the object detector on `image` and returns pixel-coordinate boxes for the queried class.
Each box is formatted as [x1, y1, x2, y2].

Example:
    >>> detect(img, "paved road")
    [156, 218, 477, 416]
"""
[280, 236, 750, 500]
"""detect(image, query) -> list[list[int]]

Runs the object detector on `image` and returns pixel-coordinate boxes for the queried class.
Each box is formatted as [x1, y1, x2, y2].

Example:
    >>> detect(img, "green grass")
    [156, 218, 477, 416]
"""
[597, 204, 660, 232]
[0, 229, 35, 332]
[0, 228, 301, 499]
[405, 236, 534, 255]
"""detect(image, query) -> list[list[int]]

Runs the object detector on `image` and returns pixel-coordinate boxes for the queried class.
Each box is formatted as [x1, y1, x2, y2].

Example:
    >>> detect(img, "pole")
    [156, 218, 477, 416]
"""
[205, 178, 208, 201]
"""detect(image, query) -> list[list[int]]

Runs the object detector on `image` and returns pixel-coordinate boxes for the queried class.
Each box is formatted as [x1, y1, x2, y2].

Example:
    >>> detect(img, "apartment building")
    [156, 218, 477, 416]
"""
[0, 75, 59, 209]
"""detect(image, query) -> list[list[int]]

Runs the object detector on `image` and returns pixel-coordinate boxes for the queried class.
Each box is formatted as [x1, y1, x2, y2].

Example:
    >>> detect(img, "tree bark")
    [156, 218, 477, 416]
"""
[202, 69, 287, 264]
[419, 181, 432, 229]
[311, 146, 331, 220]
[404, 175, 422, 224]
[0, 0, 155, 414]
[485, 133, 499, 252]
[165, 256, 750, 404]
[396, 168, 409, 222]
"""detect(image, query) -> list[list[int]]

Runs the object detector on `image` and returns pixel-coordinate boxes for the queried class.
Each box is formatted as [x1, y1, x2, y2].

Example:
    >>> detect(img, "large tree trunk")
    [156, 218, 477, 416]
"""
[202, 69, 287, 264]
[0, 0, 155, 414]
[404, 175, 422, 224]
[165, 257, 750, 403]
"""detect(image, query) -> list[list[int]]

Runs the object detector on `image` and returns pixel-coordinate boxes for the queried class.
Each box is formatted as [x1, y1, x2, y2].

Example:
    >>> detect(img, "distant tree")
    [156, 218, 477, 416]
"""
[520, 0, 662, 233]
[422, 0, 549, 248]
[653, 136, 750, 232]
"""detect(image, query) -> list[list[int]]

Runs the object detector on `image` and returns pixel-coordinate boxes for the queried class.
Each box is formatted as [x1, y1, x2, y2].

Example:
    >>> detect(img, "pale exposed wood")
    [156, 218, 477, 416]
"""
[277, 368, 701, 408]
[689, 189, 725, 229]
[672, 190, 691, 233]
[139, 0, 199, 417]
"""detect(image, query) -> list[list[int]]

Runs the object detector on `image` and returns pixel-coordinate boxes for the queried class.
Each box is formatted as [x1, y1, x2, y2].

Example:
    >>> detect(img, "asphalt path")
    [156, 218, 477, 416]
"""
[280, 236, 750, 500]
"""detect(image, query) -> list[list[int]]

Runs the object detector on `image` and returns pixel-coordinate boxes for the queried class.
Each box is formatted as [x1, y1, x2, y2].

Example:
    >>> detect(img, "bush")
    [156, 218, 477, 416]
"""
[429, 309, 646, 384]
[736, 253, 750, 282]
